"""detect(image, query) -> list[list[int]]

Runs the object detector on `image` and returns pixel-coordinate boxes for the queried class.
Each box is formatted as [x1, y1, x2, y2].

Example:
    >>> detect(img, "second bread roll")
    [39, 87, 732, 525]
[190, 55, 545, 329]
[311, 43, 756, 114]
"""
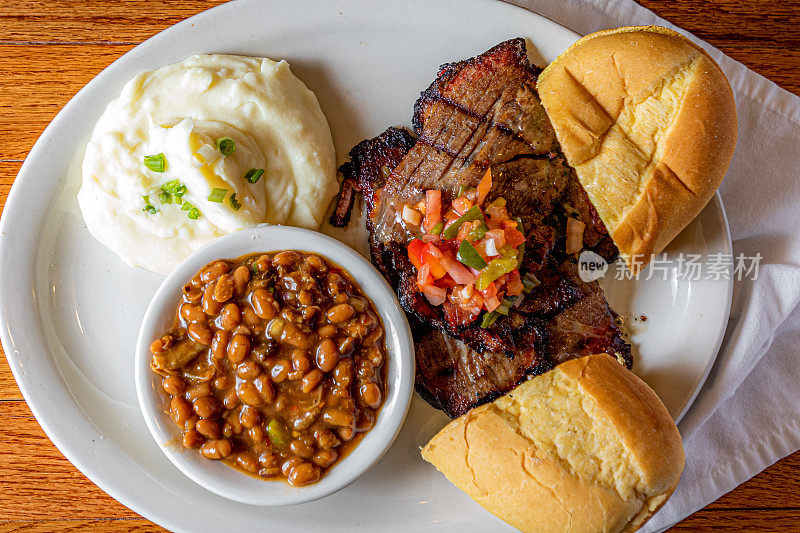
[422, 354, 685, 533]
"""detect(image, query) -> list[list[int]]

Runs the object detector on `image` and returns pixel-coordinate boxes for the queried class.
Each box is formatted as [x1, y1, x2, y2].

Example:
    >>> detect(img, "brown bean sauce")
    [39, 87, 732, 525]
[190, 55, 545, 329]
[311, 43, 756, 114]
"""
[149, 251, 388, 486]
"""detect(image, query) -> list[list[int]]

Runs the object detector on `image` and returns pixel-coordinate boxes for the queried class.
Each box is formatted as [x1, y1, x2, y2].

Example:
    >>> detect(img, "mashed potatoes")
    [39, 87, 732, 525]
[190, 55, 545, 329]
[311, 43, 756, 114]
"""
[78, 54, 337, 274]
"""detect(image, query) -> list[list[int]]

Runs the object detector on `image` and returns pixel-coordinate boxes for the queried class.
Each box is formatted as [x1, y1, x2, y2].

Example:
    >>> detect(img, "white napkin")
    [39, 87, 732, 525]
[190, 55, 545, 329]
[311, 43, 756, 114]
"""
[505, 0, 800, 530]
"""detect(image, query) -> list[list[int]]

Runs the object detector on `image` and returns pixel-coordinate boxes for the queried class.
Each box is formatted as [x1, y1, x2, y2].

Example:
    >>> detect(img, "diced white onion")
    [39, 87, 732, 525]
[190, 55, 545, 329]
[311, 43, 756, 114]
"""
[402, 205, 422, 226]
[485, 238, 499, 257]
[197, 143, 218, 165]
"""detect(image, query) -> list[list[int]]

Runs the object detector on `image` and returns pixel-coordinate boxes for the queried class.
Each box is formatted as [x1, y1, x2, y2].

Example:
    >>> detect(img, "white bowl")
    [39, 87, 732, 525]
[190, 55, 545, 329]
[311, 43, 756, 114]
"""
[134, 225, 415, 506]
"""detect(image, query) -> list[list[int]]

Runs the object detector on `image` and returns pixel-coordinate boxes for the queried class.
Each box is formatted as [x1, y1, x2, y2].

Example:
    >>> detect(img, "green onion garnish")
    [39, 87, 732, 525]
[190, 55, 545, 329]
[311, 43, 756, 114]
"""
[522, 272, 540, 293]
[244, 168, 264, 184]
[142, 195, 157, 214]
[481, 311, 499, 329]
[216, 137, 235, 156]
[181, 201, 193, 211]
[208, 188, 228, 203]
[496, 298, 514, 316]
[158, 191, 171, 204]
[143, 153, 166, 172]
[161, 179, 187, 200]
[188, 207, 201, 220]
[229, 193, 242, 211]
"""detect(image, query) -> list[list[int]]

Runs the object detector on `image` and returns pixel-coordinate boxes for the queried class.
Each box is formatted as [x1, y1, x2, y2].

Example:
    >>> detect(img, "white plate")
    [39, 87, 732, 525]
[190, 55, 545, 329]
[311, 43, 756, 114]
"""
[0, 0, 732, 531]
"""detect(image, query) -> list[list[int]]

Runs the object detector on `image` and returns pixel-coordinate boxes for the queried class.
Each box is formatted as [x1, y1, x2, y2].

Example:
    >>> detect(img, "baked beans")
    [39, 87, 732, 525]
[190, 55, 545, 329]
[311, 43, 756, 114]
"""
[150, 251, 387, 486]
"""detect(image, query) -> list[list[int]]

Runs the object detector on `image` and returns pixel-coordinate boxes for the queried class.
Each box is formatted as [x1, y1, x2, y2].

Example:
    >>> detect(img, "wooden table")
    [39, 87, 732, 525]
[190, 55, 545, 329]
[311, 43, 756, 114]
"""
[1, 1, 798, 530]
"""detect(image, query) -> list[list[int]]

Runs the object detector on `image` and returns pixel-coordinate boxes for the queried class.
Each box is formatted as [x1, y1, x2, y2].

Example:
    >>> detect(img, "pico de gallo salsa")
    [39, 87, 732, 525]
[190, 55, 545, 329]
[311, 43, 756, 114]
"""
[402, 170, 540, 328]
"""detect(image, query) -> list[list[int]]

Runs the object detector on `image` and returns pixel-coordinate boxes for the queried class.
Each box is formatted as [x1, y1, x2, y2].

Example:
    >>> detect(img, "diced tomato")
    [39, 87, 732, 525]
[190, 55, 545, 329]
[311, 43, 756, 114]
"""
[417, 263, 433, 285]
[407, 239, 425, 270]
[451, 196, 473, 215]
[439, 251, 477, 285]
[457, 284, 474, 300]
[473, 238, 495, 260]
[436, 275, 458, 289]
[485, 203, 508, 221]
[423, 190, 442, 233]
[468, 291, 485, 311]
[484, 294, 501, 313]
[502, 218, 518, 229]
[456, 220, 473, 242]
[506, 269, 523, 296]
[504, 226, 526, 248]
[418, 283, 446, 306]
[422, 242, 443, 258]
[421, 243, 446, 279]
[485, 229, 506, 249]
[480, 281, 500, 312]
[477, 168, 492, 205]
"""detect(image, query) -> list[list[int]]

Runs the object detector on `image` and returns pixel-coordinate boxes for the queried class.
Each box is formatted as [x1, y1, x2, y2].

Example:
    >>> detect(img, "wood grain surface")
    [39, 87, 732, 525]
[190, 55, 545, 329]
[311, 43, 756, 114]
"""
[1, 0, 799, 531]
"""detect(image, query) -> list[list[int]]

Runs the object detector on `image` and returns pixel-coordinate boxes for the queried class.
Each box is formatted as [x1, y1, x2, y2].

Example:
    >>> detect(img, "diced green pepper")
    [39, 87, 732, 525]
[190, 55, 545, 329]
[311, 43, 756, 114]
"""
[515, 217, 525, 267]
[487, 197, 506, 209]
[466, 220, 488, 241]
[457, 240, 488, 270]
[476, 257, 518, 291]
[481, 311, 499, 328]
[443, 205, 484, 239]
[266, 419, 289, 448]
[499, 245, 518, 258]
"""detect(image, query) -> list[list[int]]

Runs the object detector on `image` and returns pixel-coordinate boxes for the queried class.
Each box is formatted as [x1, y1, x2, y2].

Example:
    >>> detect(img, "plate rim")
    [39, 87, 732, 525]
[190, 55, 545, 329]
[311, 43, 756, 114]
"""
[0, 0, 733, 529]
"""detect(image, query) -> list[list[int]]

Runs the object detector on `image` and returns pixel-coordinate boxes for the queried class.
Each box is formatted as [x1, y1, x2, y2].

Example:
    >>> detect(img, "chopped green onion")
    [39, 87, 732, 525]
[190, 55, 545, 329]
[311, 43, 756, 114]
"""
[515, 217, 526, 267]
[228, 193, 242, 211]
[443, 205, 484, 239]
[522, 272, 541, 293]
[457, 240, 488, 270]
[158, 191, 171, 204]
[216, 137, 235, 156]
[142, 195, 157, 214]
[180, 200, 201, 220]
[161, 179, 187, 199]
[244, 168, 264, 184]
[143, 153, 166, 172]
[207, 188, 227, 203]
[496, 299, 514, 316]
[481, 311, 499, 328]
[431, 222, 444, 235]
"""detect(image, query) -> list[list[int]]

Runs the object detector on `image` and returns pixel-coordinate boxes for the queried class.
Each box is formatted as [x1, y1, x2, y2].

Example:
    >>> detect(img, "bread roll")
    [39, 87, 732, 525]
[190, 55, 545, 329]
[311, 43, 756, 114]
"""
[537, 26, 737, 271]
[421, 354, 684, 533]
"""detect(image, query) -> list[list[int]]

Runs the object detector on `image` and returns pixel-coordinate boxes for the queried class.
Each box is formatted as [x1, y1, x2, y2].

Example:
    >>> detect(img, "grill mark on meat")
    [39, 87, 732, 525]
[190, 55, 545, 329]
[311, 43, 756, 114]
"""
[331, 38, 630, 418]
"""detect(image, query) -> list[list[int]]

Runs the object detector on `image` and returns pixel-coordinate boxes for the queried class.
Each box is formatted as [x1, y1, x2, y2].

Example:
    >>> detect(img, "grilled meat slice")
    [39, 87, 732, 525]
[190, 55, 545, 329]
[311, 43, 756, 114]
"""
[331, 38, 630, 418]
[413, 326, 550, 418]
